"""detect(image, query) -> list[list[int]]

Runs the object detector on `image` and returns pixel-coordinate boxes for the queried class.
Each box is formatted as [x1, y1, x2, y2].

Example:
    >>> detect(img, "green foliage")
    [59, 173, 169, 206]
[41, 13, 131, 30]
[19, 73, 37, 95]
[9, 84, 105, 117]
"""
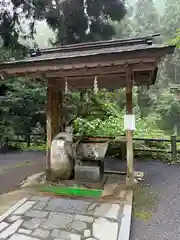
[132, 0, 160, 36]
[0, 0, 127, 48]
[45, 0, 127, 44]
[115, 0, 161, 118]
[0, 78, 46, 142]
[172, 29, 180, 48]
[73, 115, 124, 137]
[163, 0, 180, 38]
[127, 0, 165, 15]
[162, 0, 180, 88]
[136, 87, 157, 118]
[113, 5, 135, 38]
[63, 90, 127, 126]
[11, 143, 46, 151]
[72, 97, 167, 138]
[0, 0, 179, 167]
[157, 92, 180, 135]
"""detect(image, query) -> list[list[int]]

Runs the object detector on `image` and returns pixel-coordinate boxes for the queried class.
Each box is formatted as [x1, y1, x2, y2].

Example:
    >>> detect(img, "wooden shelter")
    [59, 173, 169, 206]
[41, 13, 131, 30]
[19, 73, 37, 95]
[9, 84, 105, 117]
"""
[0, 35, 175, 184]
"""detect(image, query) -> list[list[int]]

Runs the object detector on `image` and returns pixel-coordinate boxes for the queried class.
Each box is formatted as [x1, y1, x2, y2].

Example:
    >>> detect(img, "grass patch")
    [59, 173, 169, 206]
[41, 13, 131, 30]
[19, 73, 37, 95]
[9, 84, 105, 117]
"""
[134, 211, 152, 221]
[133, 184, 159, 221]
[6, 143, 46, 152]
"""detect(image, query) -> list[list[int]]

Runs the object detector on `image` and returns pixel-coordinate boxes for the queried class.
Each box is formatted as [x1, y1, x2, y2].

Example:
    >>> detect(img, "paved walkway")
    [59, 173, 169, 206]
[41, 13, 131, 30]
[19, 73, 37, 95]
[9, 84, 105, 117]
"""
[0, 191, 133, 240]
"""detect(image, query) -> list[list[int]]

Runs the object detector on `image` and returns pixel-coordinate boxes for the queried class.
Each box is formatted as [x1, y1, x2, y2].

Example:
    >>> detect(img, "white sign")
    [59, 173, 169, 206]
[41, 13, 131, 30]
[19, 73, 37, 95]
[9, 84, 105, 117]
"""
[124, 114, 135, 130]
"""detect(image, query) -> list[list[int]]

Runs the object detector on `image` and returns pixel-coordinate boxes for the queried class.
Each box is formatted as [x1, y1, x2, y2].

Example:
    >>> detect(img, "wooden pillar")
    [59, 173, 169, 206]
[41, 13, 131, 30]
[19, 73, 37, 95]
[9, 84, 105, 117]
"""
[125, 70, 134, 185]
[46, 81, 63, 179]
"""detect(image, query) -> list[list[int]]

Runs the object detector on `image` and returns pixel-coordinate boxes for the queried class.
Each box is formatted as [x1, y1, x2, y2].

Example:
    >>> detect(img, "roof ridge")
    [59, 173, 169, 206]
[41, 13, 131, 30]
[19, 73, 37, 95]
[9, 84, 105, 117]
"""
[34, 33, 160, 56]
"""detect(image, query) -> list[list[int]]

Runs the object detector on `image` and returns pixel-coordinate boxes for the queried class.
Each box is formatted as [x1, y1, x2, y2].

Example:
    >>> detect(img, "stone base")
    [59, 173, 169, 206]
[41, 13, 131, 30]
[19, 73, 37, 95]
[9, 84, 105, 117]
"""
[126, 176, 138, 189]
[75, 161, 103, 183]
[49, 176, 107, 190]
[76, 176, 107, 190]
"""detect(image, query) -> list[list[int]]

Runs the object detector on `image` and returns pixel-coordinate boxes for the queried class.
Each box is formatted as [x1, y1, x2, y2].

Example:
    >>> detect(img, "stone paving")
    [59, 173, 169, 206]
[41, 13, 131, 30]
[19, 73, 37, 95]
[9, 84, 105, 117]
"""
[0, 193, 133, 240]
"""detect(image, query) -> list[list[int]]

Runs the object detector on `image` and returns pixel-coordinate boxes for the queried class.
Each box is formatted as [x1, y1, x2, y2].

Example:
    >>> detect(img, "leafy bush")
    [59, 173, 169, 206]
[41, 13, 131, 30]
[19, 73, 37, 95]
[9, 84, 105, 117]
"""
[73, 116, 124, 137]
[73, 110, 168, 139]
[72, 103, 175, 162]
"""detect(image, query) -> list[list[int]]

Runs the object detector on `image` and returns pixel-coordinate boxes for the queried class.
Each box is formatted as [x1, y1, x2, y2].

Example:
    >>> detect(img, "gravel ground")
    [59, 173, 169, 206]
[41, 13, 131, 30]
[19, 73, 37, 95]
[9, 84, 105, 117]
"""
[130, 160, 180, 240]
[0, 151, 45, 165]
[0, 152, 180, 239]
[0, 151, 45, 194]
[105, 157, 180, 240]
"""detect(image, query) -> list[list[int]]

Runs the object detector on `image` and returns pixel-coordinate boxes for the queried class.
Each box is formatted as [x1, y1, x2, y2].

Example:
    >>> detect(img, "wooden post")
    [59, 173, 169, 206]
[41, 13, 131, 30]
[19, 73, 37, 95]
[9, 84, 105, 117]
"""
[46, 81, 63, 179]
[125, 71, 134, 186]
[171, 135, 177, 163]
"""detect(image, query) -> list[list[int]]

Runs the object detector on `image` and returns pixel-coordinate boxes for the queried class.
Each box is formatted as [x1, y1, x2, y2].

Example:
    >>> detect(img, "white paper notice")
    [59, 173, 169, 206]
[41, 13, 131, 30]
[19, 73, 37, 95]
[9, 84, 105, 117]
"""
[124, 114, 136, 130]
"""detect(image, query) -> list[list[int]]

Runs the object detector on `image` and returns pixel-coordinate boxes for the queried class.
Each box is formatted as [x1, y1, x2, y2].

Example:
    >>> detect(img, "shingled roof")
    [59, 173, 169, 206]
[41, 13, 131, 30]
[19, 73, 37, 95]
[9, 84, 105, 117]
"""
[0, 34, 175, 89]
[0, 34, 173, 64]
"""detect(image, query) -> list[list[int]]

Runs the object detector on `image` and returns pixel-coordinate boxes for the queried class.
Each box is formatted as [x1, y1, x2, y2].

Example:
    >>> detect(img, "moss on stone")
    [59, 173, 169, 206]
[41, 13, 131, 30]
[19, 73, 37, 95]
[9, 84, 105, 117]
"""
[133, 184, 159, 221]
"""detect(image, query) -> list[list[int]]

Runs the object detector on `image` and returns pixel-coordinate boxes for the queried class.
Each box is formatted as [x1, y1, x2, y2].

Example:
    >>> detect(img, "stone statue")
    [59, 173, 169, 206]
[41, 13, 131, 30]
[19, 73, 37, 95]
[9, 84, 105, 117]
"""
[50, 132, 74, 180]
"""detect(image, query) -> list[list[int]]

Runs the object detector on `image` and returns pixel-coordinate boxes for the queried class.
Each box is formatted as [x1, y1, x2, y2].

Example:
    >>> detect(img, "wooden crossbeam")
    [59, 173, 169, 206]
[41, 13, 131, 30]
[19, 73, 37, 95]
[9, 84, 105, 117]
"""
[1, 57, 156, 78]
[44, 73, 151, 89]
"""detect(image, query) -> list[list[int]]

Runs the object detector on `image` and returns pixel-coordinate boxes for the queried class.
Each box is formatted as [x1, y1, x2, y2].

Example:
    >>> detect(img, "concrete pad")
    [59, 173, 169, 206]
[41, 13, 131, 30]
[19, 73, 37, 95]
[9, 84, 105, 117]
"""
[118, 191, 133, 240]
[0, 197, 29, 222]
[0, 189, 38, 215]
[0, 219, 23, 238]
[93, 217, 118, 240]
[0, 190, 133, 240]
